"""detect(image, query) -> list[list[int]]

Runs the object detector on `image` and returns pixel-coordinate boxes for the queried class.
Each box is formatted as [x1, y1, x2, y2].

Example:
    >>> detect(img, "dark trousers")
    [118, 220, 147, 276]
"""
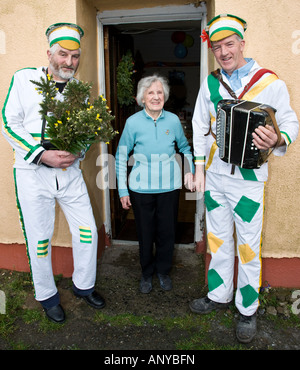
[129, 189, 180, 278]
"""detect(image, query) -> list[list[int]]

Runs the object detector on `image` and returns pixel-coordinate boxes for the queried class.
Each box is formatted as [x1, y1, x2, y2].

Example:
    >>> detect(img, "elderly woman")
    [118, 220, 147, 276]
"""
[116, 74, 195, 294]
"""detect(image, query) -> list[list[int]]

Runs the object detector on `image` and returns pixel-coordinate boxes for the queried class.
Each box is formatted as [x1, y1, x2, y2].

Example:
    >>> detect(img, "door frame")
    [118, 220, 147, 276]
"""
[96, 3, 208, 243]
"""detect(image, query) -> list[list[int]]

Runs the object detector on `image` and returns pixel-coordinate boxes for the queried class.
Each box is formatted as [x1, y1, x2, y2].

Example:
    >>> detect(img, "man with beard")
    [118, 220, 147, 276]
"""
[2, 23, 106, 323]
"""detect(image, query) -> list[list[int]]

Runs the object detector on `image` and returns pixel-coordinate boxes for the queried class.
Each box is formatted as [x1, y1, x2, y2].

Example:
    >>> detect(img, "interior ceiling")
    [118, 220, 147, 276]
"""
[115, 20, 201, 34]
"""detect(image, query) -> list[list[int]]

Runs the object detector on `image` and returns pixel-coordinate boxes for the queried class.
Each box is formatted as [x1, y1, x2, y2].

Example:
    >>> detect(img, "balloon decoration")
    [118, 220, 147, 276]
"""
[171, 31, 194, 59]
[171, 31, 186, 44]
[183, 34, 194, 48]
[174, 43, 187, 59]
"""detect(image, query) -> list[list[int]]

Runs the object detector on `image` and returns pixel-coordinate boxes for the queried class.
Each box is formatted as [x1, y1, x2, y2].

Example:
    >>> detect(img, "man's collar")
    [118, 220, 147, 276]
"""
[221, 58, 255, 80]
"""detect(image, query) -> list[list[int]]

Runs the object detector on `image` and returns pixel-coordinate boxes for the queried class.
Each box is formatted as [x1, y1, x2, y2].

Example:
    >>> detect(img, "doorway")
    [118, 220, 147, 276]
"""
[97, 5, 207, 245]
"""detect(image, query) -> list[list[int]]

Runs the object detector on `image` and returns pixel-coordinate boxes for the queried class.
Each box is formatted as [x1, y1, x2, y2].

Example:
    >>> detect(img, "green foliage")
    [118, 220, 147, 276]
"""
[31, 74, 117, 154]
[94, 312, 156, 327]
[117, 50, 135, 106]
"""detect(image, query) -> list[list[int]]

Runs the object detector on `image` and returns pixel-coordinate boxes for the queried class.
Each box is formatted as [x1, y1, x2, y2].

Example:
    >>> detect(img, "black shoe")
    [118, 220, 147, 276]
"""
[74, 290, 106, 309]
[157, 273, 172, 291]
[189, 296, 232, 314]
[44, 304, 66, 324]
[236, 313, 257, 343]
[140, 276, 153, 294]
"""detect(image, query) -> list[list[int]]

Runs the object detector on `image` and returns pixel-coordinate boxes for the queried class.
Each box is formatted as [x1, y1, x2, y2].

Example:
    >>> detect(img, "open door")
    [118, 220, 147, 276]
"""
[103, 25, 137, 239]
[103, 22, 201, 243]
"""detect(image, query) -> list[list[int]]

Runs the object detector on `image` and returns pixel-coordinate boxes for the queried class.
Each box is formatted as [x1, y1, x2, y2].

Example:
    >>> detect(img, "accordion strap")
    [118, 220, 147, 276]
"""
[238, 69, 278, 99]
[260, 106, 282, 147]
[211, 68, 278, 99]
[211, 69, 238, 99]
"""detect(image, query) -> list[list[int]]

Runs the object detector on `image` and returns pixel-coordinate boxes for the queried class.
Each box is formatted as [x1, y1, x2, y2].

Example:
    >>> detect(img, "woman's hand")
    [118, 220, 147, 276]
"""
[120, 196, 132, 210]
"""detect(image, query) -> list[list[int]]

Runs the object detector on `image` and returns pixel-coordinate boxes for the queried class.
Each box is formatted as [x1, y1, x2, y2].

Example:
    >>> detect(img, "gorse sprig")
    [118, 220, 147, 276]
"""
[31, 74, 117, 154]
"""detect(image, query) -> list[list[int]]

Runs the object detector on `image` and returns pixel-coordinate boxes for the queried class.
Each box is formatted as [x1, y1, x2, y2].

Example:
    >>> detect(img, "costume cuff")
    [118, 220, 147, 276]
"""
[32, 149, 46, 165]
[194, 156, 206, 165]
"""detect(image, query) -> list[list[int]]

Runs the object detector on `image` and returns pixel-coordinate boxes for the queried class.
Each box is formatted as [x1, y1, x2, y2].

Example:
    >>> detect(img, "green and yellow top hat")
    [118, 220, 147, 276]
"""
[201, 14, 247, 47]
[46, 22, 84, 50]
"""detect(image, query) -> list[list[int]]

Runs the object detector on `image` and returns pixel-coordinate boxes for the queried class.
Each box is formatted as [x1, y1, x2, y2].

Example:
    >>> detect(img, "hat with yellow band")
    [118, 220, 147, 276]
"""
[46, 22, 84, 50]
[201, 14, 247, 47]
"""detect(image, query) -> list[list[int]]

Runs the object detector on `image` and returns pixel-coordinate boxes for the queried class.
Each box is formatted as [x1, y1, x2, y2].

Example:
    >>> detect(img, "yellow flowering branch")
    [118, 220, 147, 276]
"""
[31, 75, 117, 154]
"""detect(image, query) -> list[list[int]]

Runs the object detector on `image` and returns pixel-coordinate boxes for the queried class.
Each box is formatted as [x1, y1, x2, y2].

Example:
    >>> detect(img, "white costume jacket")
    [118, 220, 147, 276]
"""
[2, 67, 81, 169]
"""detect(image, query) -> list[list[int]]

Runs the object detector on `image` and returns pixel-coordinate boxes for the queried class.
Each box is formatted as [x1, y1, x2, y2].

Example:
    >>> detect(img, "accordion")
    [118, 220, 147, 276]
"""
[216, 99, 279, 169]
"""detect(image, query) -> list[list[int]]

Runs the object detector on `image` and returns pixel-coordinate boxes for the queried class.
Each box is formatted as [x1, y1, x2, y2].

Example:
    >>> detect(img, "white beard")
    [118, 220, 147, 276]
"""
[49, 62, 76, 81]
[57, 68, 75, 80]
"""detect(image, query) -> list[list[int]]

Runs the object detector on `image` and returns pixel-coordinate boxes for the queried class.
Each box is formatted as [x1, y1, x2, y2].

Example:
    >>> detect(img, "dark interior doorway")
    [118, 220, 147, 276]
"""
[105, 21, 201, 244]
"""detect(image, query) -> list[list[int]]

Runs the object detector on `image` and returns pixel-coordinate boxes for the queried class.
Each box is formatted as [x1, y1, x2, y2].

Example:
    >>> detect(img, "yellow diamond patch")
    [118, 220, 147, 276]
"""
[238, 243, 256, 264]
[207, 232, 224, 254]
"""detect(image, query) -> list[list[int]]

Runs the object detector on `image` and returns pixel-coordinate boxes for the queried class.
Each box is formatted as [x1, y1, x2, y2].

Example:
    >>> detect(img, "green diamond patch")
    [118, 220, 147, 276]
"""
[240, 284, 259, 308]
[208, 269, 224, 292]
[205, 191, 222, 212]
[234, 195, 260, 223]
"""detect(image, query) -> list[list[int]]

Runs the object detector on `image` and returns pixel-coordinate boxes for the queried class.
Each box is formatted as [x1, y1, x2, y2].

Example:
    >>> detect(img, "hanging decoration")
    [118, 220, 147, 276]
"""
[183, 34, 194, 48]
[174, 43, 188, 59]
[171, 31, 186, 44]
[117, 50, 136, 106]
[171, 31, 194, 59]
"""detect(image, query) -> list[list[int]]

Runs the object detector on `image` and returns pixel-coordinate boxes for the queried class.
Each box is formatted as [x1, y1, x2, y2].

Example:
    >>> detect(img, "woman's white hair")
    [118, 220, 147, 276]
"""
[136, 74, 170, 107]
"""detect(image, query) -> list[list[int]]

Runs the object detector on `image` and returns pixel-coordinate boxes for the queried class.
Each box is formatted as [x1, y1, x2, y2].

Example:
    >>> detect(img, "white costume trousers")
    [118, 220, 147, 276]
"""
[205, 171, 265, 316]
[14, 165, 98, 302]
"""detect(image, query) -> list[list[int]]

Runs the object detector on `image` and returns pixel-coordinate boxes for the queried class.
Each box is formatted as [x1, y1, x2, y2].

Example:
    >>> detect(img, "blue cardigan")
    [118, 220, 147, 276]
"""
[116, 109, 194, 198]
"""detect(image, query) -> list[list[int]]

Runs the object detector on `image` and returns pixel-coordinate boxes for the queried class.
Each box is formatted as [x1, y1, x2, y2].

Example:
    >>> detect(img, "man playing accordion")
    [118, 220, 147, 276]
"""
[190, 14, 298, 343]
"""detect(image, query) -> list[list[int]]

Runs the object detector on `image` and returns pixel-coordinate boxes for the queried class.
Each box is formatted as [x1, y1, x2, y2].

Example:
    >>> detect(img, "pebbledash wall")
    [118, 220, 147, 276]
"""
[0, 0, 299, 287]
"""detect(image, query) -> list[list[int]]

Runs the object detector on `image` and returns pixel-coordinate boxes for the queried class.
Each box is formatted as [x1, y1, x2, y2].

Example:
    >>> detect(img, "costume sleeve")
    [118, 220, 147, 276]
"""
[269, 80, 299, 156]
[192, 79, 211, 165]
[2, 71, 45, 164]
[115, 120, 135, 198]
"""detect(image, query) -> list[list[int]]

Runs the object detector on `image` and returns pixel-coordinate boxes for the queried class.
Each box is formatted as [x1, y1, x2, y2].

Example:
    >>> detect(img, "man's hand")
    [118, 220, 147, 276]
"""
[40, 150, 79, 168]
[252, 125, 285, 150]
[120, 196, 132, 210]
[194, 165, 205, 193]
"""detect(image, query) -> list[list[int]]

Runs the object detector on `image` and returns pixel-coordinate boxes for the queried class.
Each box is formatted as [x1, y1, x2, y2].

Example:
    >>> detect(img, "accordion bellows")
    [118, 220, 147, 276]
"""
[216, 99, 279, 169]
